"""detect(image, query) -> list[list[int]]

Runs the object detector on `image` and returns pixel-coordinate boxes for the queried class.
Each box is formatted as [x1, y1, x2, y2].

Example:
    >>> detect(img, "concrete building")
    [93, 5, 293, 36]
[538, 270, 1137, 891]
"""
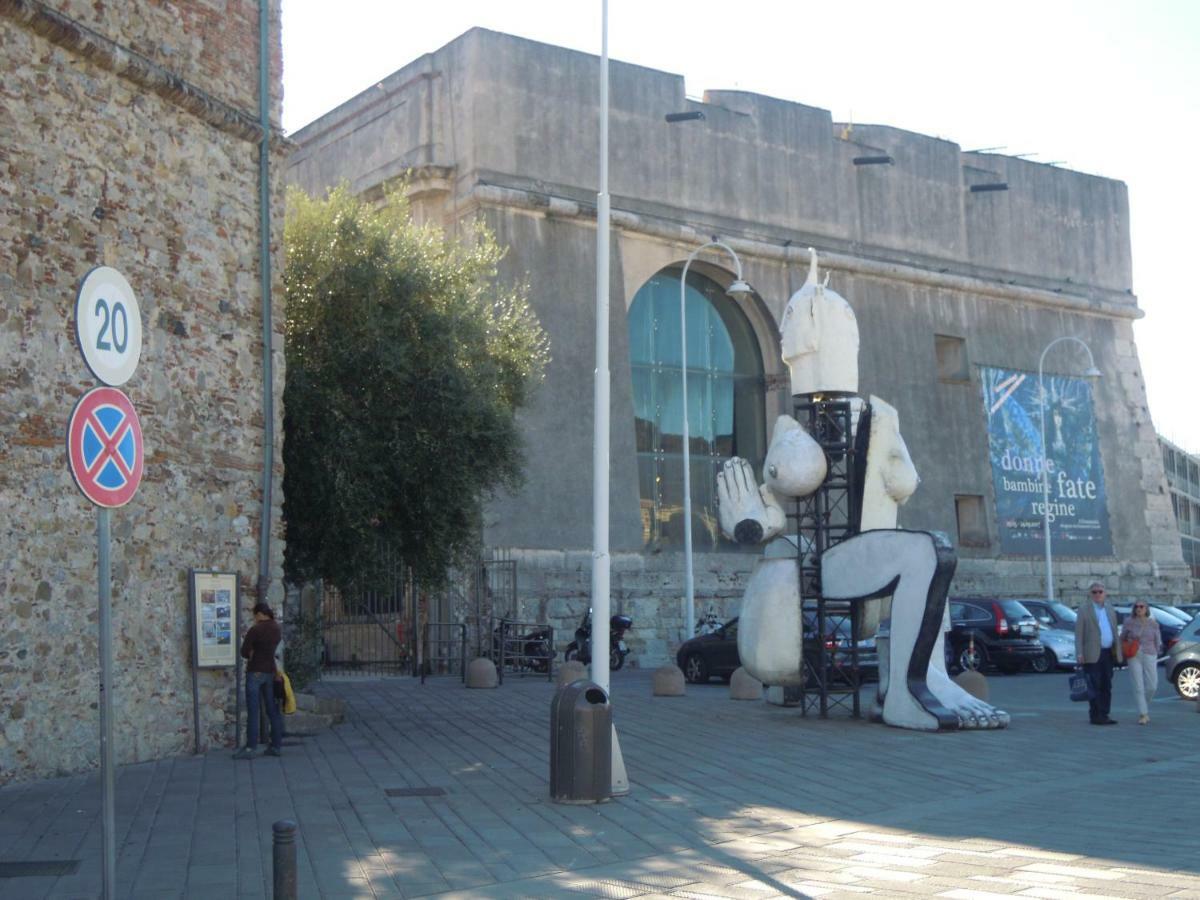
[287, 28, 1188, 664]
[1160, 437, 1200, 594]
[1, 2, 285, 782]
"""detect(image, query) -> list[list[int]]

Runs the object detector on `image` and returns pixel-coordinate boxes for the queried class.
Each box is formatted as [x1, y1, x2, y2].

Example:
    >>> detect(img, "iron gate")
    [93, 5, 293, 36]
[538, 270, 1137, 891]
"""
[319, 549, 415, 677]
[316, 549, 518, 678]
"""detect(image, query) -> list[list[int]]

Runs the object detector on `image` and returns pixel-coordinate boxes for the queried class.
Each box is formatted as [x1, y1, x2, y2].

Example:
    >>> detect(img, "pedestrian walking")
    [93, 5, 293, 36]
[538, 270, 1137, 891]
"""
[1074, 582, 1124, 725]
[233, 602, 284, 759]
[1120, 601, 1162, 725]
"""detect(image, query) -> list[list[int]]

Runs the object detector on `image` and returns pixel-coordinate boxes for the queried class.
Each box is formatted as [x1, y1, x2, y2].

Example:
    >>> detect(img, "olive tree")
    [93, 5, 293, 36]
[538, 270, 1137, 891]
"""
[282, 185, 549, 588]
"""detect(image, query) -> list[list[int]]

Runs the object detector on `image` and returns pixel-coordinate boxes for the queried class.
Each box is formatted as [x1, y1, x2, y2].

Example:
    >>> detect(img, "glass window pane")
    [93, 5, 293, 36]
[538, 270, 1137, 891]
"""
[628, 267, 765, 553]
[631, 365, 656, 454]
[638, 455, 658, 547]
[656, 367, 683, 455]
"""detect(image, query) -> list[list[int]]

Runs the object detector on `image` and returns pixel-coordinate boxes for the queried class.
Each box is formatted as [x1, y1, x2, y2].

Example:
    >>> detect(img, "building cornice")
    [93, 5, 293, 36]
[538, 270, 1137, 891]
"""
[462, 181, 1142, 322]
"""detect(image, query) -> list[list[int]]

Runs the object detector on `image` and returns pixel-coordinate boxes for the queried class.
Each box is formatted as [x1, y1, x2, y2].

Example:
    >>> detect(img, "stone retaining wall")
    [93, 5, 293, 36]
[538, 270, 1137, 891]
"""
[0, 1, 285, 784]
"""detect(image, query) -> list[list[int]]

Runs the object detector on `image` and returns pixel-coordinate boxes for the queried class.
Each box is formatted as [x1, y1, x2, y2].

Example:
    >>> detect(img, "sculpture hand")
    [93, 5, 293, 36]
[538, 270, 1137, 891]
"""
[717, 458, 784, 544]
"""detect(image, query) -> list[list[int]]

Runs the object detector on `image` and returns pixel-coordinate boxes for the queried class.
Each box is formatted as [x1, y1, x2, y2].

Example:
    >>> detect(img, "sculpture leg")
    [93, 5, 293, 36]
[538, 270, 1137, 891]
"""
[821, 530, 1009, 730]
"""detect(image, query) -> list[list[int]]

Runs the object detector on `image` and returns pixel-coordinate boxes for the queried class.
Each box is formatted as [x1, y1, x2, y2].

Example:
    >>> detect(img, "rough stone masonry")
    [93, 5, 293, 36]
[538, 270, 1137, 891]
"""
[0, 0, 286, 783]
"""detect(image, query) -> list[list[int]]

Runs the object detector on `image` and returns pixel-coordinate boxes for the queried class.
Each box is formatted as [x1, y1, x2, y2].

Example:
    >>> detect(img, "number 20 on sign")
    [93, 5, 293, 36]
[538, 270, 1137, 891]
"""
[75, 266, 143, 387]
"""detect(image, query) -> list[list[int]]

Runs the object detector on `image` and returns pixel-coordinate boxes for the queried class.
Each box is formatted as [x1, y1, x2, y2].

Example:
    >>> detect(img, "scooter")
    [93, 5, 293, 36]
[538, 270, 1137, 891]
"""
[491, 620, 553, 672]
[564, 609, 633, 670]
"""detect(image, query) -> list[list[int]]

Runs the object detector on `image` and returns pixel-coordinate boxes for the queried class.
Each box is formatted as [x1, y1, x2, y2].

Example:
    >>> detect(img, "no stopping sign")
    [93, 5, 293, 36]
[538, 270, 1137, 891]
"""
[66, 387, 145, 508]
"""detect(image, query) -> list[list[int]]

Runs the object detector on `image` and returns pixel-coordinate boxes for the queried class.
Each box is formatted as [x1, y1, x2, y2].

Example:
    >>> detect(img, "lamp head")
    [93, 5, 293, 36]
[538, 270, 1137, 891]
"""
[726, 279, 753, 302]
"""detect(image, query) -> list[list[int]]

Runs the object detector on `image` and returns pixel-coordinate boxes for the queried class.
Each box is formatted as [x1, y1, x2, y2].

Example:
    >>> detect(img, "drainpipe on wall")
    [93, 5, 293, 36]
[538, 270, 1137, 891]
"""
[256, 0, 275, 603]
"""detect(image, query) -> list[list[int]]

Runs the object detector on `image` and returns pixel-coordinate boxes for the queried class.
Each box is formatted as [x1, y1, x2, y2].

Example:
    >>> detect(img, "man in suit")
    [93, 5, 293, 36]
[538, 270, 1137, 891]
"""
[1075, 582, 1124, 725]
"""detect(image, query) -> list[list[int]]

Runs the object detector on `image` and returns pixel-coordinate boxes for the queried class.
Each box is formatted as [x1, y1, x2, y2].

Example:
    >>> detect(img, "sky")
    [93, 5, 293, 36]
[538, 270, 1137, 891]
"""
[281, 0, 1200, 454]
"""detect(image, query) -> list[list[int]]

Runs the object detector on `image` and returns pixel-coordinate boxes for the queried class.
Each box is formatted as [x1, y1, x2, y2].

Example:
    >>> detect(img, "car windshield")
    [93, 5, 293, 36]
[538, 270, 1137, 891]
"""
[1152, 604, 1191, 623]
[1048, 602, 1077, 623]
[1149, 607, 1185, 626]
[998, 599, 1035, 619]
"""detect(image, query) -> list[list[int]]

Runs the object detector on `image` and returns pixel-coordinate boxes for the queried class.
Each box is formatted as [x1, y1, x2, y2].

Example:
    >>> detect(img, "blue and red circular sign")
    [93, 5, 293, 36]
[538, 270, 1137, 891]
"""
[66, 387, 145, 508]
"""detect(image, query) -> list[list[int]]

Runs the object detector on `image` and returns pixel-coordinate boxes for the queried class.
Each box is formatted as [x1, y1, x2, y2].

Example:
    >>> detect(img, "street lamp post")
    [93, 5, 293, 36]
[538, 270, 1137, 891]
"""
[679, 242, 752, 638]
[1037, 336, 1101, 604]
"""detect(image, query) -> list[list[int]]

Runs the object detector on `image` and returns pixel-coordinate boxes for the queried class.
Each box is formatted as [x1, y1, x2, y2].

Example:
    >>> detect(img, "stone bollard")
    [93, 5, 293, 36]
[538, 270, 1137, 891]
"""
[466, 657, 499, 689]
[954, 669, 988, 701]
[652, 665, 686, 696]
[729, 667, 762, 700]
[556, 659, 587, 688]
[272, 820, 297, 900]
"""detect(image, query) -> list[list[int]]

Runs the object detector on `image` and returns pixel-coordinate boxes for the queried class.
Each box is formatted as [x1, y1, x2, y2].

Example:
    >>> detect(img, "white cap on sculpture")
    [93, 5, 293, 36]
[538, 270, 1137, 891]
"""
[779, 249, 860, 396]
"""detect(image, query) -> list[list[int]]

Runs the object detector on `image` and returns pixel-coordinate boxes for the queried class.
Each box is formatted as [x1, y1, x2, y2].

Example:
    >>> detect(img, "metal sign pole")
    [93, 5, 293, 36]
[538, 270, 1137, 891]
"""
[190, 575, 202, 755]
[97, 507, 116, 900]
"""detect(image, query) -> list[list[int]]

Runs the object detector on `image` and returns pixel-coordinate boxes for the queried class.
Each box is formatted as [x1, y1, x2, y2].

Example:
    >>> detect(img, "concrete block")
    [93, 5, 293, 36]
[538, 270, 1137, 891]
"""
[729, 668, 762, 700]
[652, 666, 685, 696]
[466, 658, 499, 689]
[556, 660, 587, 688]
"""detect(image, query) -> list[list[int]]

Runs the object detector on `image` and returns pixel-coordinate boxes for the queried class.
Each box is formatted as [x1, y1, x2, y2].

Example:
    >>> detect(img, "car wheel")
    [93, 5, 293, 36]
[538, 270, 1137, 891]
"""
[1030, 649, 1055, 674]
[1174, 662, 1200, 700]
[683, 653, 710, 684]
[958, 644, 986, 672]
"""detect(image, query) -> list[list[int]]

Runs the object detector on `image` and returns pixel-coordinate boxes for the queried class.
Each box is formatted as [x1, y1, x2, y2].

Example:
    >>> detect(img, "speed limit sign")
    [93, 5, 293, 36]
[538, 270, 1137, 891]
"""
[75, 267, 143, 386]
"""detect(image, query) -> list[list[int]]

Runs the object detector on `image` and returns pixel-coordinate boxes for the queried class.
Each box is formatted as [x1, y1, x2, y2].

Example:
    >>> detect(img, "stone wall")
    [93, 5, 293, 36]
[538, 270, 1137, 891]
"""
[0, 1, 285, 783]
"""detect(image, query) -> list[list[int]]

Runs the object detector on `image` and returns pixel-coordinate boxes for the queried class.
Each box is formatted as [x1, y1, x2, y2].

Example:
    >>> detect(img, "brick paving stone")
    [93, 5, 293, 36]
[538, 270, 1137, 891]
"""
[3, 671, 1200, 897]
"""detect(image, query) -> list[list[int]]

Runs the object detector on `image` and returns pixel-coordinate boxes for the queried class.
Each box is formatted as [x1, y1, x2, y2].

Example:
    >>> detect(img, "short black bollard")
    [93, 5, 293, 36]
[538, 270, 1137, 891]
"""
[272, 820, 297, 900]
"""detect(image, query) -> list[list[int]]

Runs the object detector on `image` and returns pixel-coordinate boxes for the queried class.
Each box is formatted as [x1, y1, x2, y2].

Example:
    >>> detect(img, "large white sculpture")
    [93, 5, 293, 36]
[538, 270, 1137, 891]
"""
[718, 252, 1008, 730]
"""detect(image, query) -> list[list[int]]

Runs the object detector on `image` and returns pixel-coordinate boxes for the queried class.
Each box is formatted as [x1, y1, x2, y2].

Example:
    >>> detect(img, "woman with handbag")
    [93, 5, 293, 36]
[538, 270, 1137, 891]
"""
[1119, 602, 1162, 725]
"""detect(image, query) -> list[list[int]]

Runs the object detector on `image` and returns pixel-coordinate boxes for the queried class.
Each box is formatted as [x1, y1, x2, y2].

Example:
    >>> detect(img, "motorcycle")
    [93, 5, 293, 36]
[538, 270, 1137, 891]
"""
[491, 620, 553, 673]
[564, 609, 633, 670]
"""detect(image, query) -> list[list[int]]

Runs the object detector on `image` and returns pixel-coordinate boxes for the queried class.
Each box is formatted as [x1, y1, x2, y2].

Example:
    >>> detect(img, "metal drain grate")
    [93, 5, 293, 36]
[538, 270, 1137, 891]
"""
[0, 860, 81, 878]
[385, 787, 446, 798]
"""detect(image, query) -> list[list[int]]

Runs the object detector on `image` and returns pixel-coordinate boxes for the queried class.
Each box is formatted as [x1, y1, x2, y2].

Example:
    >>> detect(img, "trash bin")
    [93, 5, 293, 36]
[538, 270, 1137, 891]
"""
[549, 679, 612, 804]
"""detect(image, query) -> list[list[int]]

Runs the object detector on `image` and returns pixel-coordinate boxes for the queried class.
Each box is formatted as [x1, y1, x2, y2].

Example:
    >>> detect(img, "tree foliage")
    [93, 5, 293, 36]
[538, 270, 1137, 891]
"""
[282, 186, 549, 588]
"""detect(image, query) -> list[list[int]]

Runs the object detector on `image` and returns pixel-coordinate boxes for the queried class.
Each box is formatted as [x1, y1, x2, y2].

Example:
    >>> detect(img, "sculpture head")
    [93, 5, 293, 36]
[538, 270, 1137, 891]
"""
[779, 249, 859, 396]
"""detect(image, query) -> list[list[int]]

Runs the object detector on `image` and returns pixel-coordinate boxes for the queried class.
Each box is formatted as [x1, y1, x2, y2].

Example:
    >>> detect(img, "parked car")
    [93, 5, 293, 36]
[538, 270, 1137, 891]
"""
[1020, 599, 1077, 632]
[1149, 603, 1195, 624]
[1017, 600, 1079, 672]
[1030, 625, 1078, 672]
[1174, 602, 1200, 620]
[675, 612, 879, 685]
[1163, 613, 1200, 700]
[1113, 605, 1186, 658]
[946, 599, 1043, 674]
[677, 617, 744, 683]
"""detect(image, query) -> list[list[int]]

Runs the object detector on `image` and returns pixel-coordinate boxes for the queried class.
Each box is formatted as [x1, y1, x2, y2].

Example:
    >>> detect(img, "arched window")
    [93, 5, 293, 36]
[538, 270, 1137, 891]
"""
[629, 269, 766, 551]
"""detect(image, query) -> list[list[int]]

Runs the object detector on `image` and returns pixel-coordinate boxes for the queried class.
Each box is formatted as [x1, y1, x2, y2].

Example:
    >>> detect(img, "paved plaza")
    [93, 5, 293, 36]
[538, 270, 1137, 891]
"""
[2, 666, 1198, 899]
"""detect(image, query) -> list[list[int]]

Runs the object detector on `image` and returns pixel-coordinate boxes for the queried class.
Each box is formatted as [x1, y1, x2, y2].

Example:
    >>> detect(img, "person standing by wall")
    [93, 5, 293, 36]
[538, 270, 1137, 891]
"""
[234, 602, 284, 758]
[1075, 582, 1124, 725]
[1120, 602, 1162, 725]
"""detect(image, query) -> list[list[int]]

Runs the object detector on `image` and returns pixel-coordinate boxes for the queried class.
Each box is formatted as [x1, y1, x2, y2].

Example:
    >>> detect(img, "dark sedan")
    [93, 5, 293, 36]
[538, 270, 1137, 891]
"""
[675, 614, 878, 685]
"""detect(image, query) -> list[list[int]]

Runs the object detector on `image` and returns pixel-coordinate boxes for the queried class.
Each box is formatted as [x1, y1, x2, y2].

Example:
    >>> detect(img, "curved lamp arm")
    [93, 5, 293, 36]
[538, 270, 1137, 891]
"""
[1036, 336, 1101, 604]
[679, 240, 751, 639]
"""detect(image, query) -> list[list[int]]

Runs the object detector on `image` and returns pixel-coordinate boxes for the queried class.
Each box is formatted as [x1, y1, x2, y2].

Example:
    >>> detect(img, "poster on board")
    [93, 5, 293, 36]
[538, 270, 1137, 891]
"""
[189, 570, 238, 668]
[981, 366, 1112, 557]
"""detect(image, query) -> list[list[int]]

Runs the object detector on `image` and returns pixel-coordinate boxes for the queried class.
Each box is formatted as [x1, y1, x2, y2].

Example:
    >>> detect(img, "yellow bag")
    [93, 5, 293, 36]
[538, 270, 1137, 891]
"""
[279, 671, 297, 715]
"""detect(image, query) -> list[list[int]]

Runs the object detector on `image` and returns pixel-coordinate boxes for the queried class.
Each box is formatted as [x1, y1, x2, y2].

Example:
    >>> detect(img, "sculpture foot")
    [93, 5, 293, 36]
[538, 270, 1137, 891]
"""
[880, 680, 957, 731]
[927, 665, 1010, 729]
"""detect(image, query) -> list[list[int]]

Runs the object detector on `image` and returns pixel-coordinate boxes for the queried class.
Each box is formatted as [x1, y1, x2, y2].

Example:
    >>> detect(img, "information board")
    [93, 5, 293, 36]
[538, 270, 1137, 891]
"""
[189, 570, 238, 668]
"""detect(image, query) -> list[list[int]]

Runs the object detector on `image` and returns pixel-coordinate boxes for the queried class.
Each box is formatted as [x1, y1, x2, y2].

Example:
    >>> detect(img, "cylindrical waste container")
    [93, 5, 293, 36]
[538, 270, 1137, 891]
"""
[549, 680, 612, 804]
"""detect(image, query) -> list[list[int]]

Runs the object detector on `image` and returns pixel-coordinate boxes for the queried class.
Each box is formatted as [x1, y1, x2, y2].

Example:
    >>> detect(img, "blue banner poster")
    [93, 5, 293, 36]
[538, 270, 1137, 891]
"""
[981, 366, 1112, 556]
